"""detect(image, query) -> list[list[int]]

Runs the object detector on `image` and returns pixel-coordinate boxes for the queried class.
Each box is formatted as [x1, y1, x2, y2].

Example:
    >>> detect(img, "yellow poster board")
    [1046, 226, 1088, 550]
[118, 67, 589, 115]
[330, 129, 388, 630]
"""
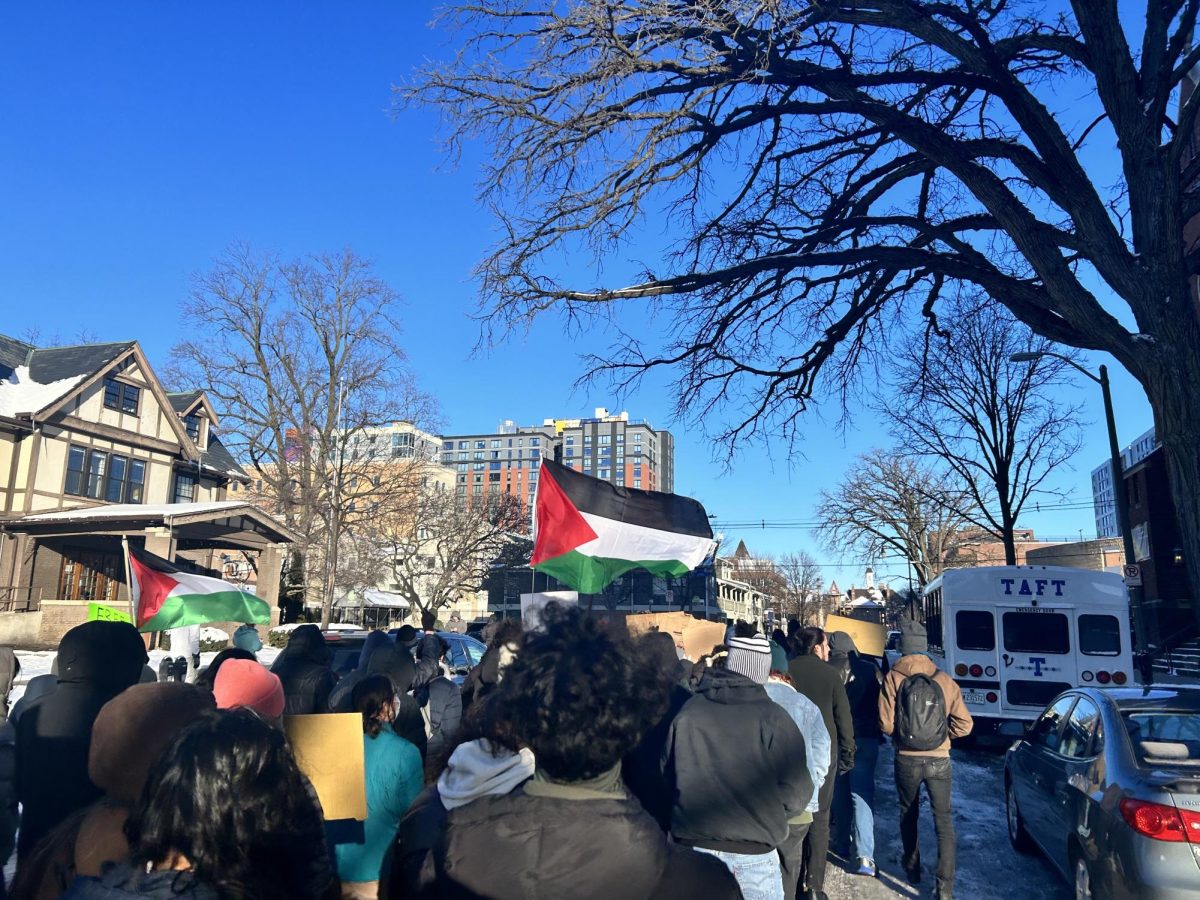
[284, 713, 367, 821]
[823, 613, 887, 658]
[627, 612, 728, 661]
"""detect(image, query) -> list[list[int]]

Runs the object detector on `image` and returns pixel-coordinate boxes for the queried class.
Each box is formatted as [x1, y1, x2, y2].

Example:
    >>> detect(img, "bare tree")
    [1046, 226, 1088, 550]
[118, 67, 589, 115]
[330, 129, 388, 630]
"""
[169, 244, 437, 627]
[374, 488, 527, 621]
[775, 550, 825, 625]
[886, 300, 1085, 564]
[817, 450, 974, 587]
[410, 1, 1200, 627]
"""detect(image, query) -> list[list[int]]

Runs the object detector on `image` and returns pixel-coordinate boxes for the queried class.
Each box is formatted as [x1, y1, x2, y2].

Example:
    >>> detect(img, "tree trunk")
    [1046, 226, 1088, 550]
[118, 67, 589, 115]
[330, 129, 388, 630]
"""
[1143, 348, 1200, 638]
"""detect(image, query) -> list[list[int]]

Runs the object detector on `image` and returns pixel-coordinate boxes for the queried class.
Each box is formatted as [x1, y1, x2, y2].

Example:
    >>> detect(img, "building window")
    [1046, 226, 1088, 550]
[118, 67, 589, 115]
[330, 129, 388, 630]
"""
[490, 473, 501, 483]
[65, 446, 87, 496]
[104, 455, 145, 503]
[473, 484, 482, 495]
[184, 414, 202, 443]
[443, 441, 454, 450]
[59, 547, 123, 603]
[530, 438, 540, 447]
[490, 439, 501, 449]
[491, 451, 501, 459]
[457, 463, 467, 472]
[599, 469, 610, 479]
[600, 435, 610, 445]
[565, 448, 574, 457]
[475, 440, 486, 449]
[65, 446, 143, 502]
[634, 433, 643, 443]
[634, 479, 642, 488]
[86, 451, 108, 498]
[565, 437, 574, 445]
[616, 434, 624, 443]
[103, 378, 140, 415]
[172, 472, 198, 504]
[474, 451, 484, 460]
[634, 447, 643, 456]
[458, 452, 468, 461]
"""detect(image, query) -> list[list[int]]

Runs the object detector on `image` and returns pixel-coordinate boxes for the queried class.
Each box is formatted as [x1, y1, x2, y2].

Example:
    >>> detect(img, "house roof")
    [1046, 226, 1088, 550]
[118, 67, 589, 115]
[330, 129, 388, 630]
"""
[0, 334, 134, 419]
[203, 431, 248, 480]
[166, 390, 205, 413]
[28, 341, 132, 385]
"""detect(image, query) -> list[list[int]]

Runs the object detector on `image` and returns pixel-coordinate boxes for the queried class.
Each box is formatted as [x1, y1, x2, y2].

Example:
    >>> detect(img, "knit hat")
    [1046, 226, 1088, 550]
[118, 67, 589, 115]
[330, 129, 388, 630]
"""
[89, 682, 215, 804]
[769, 640, 789, 674]
[214, 659, 285, 719]
[899, 617, 928, 656]
[727, 634, 772, 684]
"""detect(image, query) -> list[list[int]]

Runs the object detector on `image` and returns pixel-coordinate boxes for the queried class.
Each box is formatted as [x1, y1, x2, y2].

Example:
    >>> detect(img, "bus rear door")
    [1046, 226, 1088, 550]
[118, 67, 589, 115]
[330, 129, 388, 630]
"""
[998, 606, 1075, 718]
[947, 607, 1002, 719]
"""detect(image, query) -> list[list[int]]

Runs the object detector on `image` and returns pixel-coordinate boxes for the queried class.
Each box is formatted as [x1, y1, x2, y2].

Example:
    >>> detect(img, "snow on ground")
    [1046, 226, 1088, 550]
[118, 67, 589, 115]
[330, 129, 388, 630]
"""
[823, 743, 1068, 900]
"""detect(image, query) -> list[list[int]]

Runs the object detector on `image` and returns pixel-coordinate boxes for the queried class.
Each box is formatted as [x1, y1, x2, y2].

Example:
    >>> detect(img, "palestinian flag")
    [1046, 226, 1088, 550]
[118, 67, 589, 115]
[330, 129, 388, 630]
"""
[127, 545, 271, 633]
[531, 459, 716, 593]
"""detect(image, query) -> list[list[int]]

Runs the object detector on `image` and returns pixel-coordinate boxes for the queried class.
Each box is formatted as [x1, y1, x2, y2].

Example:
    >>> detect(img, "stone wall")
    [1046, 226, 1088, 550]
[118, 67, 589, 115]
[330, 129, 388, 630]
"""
[0, 610, 43, 647]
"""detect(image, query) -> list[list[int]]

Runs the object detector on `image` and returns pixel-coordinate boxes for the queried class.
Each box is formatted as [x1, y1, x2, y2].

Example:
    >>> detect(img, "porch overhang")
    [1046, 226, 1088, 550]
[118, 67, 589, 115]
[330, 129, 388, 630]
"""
[0, 501, 297, 551]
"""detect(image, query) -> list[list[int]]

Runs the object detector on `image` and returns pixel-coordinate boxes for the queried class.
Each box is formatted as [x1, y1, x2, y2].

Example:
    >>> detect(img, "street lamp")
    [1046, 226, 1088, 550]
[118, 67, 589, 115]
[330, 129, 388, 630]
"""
[1009, 351, 1149, 658]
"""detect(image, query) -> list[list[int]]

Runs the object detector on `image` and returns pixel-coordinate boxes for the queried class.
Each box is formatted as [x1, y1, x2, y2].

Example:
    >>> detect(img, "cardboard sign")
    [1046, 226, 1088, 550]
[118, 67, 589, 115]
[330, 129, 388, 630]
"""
[823, 613, 887, 658]
[87, 602, 132, 624]
[628, 612, 727, 661]
[519, 591, 579, 630]
[284, 713, 367, 821]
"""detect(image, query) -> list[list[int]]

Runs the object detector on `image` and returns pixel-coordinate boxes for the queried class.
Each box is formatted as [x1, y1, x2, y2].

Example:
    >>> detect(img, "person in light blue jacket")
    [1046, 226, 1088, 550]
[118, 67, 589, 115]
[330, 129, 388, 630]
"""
[336, 674, 423, 898]
[766, 642, 832, 900]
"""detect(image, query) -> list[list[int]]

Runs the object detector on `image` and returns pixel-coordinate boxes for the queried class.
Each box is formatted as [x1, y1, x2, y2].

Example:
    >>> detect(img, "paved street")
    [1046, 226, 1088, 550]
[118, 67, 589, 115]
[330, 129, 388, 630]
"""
[824, 744, 1068, 900]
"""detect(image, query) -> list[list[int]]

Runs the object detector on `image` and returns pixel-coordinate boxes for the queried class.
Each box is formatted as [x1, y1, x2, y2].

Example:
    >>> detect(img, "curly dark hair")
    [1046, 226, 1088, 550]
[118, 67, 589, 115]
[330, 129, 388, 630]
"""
[486, 616, 523, 651]
[126, 708, 331, 899]
[353, 673, 395, 738]
[489, 602, 666, 781]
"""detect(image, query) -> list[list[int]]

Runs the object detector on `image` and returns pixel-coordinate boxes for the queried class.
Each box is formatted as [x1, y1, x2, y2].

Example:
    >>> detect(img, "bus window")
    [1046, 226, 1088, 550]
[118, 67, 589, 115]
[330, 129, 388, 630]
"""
[1079, 614, 1121, 656]
[955, 610, 995, 651]
[1003, 612, 1069, 654]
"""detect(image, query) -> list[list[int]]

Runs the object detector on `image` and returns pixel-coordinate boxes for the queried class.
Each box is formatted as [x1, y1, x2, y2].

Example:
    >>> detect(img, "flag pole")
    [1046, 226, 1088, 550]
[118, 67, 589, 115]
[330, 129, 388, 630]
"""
[121, 535, 136, 626]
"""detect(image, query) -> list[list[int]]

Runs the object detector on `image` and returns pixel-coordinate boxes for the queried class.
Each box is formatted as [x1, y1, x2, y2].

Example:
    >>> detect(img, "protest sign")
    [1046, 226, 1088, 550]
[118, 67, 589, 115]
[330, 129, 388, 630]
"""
[519, 591, 579, 630]
[87, 602, 132, 624]
[823, 613, 888, 658]
[284, 713, 367, 821]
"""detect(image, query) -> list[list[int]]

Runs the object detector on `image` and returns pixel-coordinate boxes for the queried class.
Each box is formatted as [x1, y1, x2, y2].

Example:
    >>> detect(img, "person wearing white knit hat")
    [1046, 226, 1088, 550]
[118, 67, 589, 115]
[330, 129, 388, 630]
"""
[726, 634, 772, 684]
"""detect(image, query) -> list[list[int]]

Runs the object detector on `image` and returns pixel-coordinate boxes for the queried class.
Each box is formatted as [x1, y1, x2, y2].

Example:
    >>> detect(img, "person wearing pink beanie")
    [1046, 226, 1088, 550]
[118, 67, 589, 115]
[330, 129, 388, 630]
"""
[213, 658, 286, 720]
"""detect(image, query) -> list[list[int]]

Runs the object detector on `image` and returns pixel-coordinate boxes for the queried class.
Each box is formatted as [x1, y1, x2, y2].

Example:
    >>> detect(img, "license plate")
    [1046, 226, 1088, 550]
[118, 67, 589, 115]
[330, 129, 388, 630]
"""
[962, 689, 988, 705]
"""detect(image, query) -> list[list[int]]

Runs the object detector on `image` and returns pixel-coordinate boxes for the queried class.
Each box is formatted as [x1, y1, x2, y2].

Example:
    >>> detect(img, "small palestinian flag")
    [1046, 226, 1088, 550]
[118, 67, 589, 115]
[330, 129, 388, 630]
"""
[127, 545, 271, 633]
[531, 459, 717, 593]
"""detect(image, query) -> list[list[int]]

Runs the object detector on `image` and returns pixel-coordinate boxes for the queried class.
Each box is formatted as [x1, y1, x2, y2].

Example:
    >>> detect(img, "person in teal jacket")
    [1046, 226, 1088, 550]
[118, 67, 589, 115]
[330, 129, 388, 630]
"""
[336, 674, 423, 897]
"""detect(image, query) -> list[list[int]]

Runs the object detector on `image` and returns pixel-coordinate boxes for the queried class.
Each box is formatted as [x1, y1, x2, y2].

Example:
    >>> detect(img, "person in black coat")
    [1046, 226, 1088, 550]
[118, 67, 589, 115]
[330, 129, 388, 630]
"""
[664, 635, 813, 897]
[390, 602, 740, 900]
[411, 635, 462, 761]
[270, 624, 337, 715]
[622, 630, 691, 832]
[15, 621, 148, 862]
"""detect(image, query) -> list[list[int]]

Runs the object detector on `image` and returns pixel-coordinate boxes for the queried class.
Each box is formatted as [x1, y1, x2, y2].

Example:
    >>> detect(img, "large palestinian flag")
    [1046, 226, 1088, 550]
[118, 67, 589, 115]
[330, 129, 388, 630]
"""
[531, 459, 717, 593]
[127, 546, 272, 633]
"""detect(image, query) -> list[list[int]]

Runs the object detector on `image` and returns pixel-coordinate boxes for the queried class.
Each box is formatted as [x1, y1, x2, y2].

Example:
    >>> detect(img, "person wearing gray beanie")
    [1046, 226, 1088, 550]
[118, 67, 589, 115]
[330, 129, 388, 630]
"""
[727, 635, 772, 685]
[898, 618, 928, 656]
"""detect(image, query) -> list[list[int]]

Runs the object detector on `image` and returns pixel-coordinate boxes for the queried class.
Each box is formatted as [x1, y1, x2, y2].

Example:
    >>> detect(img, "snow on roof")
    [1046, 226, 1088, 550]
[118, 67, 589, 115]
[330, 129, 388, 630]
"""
[16, 501, 249, 522]
[0, 365, 85, 417]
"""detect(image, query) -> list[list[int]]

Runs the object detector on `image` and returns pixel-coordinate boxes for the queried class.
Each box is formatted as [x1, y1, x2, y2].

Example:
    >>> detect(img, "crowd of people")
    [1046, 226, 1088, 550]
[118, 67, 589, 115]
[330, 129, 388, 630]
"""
[0, 604, 973, 900]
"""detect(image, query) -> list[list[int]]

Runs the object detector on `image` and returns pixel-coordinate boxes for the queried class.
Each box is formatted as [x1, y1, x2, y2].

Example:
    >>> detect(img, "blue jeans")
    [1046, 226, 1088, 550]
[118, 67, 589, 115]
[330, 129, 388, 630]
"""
[849, 737, 880, 861]
[694, 847, 784, 900]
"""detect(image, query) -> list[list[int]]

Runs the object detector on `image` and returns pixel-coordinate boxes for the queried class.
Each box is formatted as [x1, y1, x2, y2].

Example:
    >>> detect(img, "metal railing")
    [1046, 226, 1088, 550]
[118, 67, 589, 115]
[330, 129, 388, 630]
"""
[0, 585, 41, 613]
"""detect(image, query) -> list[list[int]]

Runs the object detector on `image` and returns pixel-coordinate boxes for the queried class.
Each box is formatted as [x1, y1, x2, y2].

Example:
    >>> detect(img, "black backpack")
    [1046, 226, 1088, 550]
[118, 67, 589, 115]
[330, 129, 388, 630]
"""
[894, 673, 948, 751]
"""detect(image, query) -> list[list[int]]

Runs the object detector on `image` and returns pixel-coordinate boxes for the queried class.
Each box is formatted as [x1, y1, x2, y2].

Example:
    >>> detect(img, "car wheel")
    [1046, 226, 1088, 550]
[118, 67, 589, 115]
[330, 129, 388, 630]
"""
[1006, 777, 1035, 854]
[1073, 854, 1093, 900]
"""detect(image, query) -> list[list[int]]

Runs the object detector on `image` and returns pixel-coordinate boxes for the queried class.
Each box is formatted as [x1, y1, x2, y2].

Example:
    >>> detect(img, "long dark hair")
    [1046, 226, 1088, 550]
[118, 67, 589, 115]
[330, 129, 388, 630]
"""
[353, 674, 395, 739]
[126, 708, 326, 899]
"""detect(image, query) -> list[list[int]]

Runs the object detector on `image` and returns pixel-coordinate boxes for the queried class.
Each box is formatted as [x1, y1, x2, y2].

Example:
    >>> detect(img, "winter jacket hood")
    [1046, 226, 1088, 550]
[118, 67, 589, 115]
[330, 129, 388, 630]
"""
[58, 622, 148, 690]
[357, 631, 392, 672]
[665, 667, 813, 853]
[827, 631, 858, 657]
[878, 653, 974, 756]
[409, 789, 741, 899]
[437, 739, 535, 810]
[366, 645, 416, 694]
[276, 624, 331, 667]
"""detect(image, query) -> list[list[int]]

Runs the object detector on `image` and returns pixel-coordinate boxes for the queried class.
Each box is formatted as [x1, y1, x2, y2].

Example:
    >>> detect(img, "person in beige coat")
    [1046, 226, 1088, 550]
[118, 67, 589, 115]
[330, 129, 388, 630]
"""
[879, 618, 973, 900]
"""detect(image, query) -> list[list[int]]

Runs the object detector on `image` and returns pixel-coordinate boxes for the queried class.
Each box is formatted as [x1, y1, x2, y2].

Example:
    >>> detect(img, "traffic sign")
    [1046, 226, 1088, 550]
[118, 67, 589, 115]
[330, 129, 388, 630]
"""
[1123, 564, 1142, 587]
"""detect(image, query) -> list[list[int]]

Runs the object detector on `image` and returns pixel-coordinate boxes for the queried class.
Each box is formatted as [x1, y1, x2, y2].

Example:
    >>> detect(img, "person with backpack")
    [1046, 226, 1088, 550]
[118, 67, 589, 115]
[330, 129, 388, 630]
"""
[878, 618, 973, 900]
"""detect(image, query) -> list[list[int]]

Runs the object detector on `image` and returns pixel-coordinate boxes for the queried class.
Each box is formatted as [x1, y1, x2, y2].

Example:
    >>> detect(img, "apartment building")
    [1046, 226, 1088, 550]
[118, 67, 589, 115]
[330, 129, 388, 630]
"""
[441, 407, 675, 508]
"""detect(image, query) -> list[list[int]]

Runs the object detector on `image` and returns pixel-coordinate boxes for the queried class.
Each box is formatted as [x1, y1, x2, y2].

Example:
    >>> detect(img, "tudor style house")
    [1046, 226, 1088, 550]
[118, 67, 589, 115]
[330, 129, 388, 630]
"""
[0, 334, 294, 644]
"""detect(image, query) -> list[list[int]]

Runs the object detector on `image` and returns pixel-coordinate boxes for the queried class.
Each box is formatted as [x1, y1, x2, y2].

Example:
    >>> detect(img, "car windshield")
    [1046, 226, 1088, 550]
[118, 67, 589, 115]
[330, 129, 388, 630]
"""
[1124, 711, 1200, 766]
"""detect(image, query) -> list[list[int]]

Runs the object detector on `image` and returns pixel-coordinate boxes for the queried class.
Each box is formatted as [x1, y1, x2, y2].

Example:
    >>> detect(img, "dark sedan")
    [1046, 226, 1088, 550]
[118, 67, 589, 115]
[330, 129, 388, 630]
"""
[1005, 686, 1200, 899]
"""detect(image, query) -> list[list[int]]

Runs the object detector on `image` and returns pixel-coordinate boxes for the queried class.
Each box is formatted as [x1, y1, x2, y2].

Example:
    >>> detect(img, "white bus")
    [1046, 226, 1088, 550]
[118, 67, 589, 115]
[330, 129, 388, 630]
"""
[921, 566, 1133, 737]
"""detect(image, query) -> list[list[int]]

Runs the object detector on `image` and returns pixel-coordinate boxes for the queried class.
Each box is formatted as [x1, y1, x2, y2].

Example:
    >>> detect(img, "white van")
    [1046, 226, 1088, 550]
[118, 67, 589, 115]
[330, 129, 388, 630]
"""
[922, 566, 1133, 737]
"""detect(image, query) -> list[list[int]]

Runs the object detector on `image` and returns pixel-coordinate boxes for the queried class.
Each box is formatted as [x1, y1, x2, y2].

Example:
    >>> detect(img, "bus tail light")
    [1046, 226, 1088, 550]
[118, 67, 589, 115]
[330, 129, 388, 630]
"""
[985, 665, 997, 677]
[985, 691, 998, 703]
[969, 664, 983, 677]
[1113, 672, 1128, 685]
[1121, 798, 1190, 842]
[954, 663, 968, 676]
[1081, 671, 1094, 682]
[1096, 670, 1112, 684]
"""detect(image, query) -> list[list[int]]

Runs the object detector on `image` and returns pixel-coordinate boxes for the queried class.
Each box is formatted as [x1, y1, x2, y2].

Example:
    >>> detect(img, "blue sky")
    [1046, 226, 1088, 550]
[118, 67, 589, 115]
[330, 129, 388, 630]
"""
[0, 3, 1157, 588]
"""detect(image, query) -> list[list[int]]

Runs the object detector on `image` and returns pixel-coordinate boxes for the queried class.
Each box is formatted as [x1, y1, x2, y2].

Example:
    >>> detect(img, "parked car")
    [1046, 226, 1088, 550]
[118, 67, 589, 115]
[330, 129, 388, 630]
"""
[1004, 686, 1200, 899]
[323, 630, 486, 684]
[884, 630, 902, 670]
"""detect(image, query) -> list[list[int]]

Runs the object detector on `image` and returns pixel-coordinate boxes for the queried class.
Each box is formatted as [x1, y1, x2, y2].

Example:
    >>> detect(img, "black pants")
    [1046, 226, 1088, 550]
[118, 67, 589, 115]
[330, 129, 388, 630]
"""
[895, 754, 955, 893]
[778, 821, 811, 900]
[800, 769, 835, 892]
